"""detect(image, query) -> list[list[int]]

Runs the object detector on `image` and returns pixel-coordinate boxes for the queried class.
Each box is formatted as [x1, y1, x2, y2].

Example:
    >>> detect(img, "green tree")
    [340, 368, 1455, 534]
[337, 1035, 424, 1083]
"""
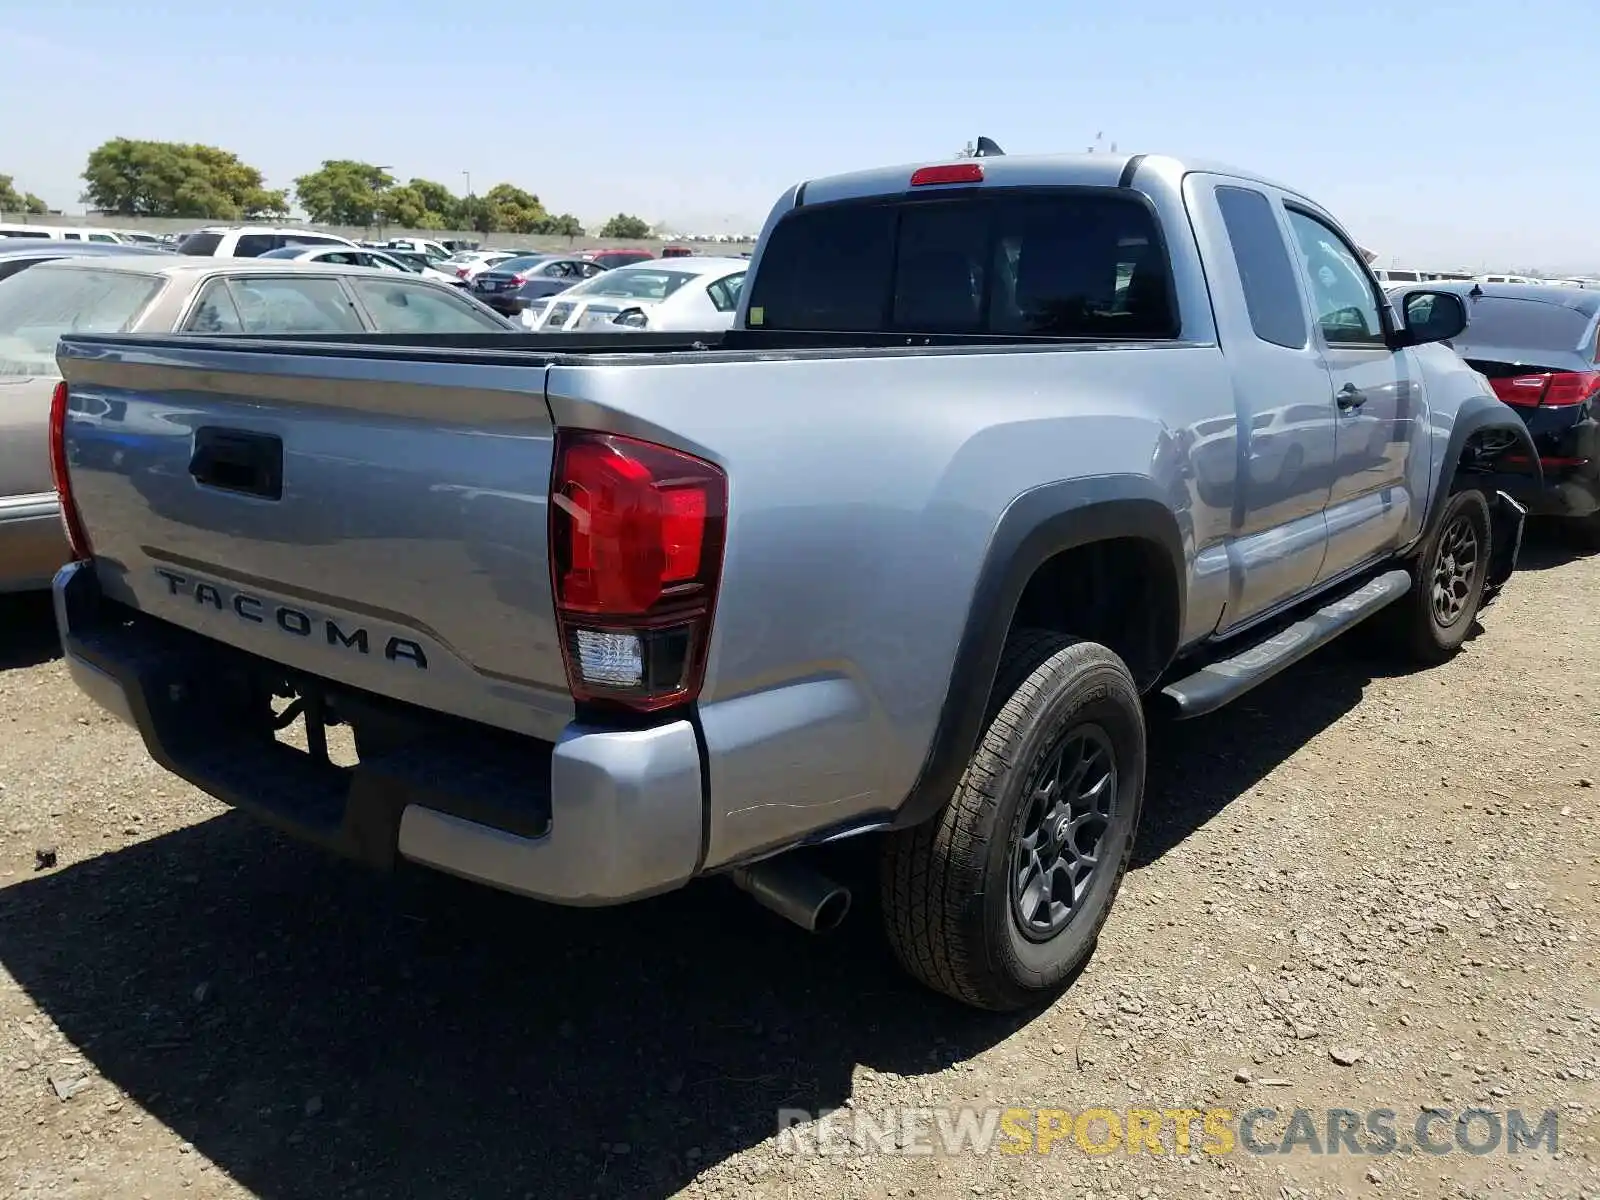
[599, 213, 651, 239]
[539, 213, 585, 237]
[459, 195, 497, 235]
[0, 174, 48, 214]
[293, 160, 395, 226]
[81, 138, 286, 219]
[378, 184, 433, 229]
[483, 183, 548, 234]
[406, 178, 463, 228]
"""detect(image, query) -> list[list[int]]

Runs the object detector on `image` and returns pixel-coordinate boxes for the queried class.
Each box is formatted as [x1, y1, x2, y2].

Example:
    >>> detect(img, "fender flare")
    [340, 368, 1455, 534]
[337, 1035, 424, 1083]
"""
[890, 475, 1186, 830]
[1417, 393, 1541, 549]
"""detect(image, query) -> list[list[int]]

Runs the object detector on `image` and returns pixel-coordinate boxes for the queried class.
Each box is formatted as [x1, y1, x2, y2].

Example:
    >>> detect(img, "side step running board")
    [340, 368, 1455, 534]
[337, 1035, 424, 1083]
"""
[1160, 569, 1412, 719]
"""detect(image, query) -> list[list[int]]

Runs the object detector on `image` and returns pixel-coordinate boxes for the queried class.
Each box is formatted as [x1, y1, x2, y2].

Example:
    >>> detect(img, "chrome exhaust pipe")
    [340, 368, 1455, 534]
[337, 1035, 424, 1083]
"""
[731, 859, 852, 932]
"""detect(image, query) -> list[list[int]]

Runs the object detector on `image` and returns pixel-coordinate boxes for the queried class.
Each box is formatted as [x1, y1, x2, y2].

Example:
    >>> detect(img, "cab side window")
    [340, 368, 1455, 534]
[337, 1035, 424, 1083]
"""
[1285, 209, 1385, 346]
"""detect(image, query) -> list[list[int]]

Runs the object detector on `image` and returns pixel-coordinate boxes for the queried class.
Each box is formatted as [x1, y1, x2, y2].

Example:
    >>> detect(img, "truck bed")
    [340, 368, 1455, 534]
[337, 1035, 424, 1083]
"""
[63, 326, 1193, 366]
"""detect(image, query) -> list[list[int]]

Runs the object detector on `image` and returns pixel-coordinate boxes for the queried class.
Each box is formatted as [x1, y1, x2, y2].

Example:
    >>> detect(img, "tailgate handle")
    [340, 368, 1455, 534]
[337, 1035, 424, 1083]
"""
[189, 427, 283, 501]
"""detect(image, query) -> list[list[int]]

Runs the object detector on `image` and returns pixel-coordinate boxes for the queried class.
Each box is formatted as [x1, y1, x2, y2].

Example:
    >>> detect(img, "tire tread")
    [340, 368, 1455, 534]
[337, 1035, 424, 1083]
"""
[882, 630, 1139, 1010]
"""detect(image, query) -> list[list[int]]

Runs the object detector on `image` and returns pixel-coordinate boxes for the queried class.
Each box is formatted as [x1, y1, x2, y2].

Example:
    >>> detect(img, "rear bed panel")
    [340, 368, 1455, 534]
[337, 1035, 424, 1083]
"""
[58, 343, 573, 741]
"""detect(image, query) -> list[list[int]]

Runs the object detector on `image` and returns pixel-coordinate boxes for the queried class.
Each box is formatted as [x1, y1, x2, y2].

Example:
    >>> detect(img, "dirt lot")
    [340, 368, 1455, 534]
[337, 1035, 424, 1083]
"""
[1, 538, 1597, 1200]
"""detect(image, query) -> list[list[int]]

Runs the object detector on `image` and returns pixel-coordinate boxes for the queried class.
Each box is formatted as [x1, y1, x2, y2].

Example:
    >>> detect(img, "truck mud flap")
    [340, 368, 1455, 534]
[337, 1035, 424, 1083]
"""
[1481, 489, 1527, 609]
[1160, 569, 1412, 719]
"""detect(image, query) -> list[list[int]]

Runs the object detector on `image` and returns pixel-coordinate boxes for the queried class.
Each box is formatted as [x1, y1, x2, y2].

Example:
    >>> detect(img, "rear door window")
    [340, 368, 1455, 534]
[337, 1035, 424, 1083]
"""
[1215, 185, 1307, 349]
[226, 276, 364, 333]
[178, 233, 223, 255]
[746, 190, 1176, 338]
[349, 278, 509, 332]
[706, 273, 746, 313]
[233, 234, 280, 258]
[184, 279, 245, 333]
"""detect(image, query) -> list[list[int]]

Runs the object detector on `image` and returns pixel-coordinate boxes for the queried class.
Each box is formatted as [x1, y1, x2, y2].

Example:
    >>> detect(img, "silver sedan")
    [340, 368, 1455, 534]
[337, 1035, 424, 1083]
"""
[0, 256, 515, 592]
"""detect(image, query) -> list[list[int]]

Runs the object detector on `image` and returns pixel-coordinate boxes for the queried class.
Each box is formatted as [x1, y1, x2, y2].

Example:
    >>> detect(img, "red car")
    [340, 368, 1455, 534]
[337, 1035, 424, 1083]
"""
[581, 248, 654, 270]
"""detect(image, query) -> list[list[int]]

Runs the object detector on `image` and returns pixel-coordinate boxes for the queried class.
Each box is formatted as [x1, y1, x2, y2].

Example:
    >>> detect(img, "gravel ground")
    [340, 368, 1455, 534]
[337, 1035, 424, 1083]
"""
[0, 536, 1596, 1200]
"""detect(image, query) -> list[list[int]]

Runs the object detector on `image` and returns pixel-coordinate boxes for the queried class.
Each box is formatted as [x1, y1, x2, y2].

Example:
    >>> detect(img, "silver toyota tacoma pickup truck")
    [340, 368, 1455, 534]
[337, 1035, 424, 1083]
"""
[48, 148, 1538, 1011]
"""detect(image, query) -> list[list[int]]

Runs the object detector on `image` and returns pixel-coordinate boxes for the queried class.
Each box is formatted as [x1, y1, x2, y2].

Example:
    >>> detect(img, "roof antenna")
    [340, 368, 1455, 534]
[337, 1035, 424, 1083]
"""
[972, 136, 1005, 158]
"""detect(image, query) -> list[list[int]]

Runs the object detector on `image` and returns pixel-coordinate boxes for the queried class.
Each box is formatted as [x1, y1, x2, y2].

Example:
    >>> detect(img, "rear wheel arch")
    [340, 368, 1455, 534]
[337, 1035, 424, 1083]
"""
[1423, 395, 1539, 542]
[892, 478, 1185, 830]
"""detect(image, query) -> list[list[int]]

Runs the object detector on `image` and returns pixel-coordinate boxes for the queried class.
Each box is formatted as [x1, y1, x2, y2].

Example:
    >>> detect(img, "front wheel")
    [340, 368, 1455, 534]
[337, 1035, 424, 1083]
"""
[880, 632, 1145, 1011]
[1393, 487, 1492, 663]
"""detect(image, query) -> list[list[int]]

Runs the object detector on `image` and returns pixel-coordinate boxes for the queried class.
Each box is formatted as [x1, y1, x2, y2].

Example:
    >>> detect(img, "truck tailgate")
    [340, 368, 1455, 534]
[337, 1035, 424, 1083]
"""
[57, 340, 573, 740]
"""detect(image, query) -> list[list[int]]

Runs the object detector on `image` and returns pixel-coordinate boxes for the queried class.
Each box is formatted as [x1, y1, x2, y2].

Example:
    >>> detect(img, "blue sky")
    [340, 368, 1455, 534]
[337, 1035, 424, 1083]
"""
[4, 0, 1592, 270]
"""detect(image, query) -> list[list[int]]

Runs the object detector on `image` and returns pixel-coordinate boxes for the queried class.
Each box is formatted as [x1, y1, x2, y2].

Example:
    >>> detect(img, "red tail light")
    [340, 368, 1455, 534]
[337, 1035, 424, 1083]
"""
[456, 266, 469, 278]
[549, 431, 727, 712]
[48, 380, 92, 560]
[1489, 370, 1600, 408]
[909, 162, 984, 187]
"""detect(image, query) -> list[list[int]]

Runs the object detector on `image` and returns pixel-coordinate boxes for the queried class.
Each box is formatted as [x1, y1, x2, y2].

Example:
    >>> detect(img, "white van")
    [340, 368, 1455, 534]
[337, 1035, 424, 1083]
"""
[176, 226, 360, 258]
[1371, 267, 1424, 287]
[0, 223, 125, 243]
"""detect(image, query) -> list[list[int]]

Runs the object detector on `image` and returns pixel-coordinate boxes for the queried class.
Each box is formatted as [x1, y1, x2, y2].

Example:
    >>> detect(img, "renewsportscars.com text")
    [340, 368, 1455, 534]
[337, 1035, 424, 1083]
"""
[775, 1106, 1560, 1158]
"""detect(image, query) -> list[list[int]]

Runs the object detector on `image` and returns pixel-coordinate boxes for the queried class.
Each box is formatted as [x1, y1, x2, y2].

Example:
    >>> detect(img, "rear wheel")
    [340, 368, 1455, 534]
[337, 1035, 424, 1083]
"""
[880, 631, 1145, 1011]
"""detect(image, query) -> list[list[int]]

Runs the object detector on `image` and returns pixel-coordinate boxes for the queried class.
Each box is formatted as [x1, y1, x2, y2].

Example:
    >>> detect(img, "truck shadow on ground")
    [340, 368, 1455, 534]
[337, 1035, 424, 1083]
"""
[0, 592, 60, 672]
[0, 640, 1404, 1200]
[1507, 519, 1595, 573]
[0, 531, 1571, 1199]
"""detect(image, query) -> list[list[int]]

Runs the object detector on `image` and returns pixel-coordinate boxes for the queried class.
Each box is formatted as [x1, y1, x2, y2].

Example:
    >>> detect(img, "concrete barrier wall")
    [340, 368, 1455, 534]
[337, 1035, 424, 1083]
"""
[0, 212, 757, 255]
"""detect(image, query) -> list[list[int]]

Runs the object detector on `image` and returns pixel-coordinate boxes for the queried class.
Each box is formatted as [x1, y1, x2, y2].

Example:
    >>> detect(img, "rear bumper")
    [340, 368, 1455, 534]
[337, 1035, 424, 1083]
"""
[1525, 464, 1600, 518]
[53, 561, 705, 905]
[1518, 415, 1600, 517]
[475, 292, 527, 315]
[0, 493, 69, 594]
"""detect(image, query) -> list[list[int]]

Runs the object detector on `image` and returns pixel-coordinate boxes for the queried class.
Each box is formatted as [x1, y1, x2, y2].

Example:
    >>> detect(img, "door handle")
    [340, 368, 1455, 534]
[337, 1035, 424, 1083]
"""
[190, 427, 284, 500]
[1337, 383, 1367, 411]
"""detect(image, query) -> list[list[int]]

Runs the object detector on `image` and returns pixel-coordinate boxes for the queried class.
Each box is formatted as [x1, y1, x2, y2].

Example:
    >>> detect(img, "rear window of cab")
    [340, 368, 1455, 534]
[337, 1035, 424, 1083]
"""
[745, 189, 1177, 339]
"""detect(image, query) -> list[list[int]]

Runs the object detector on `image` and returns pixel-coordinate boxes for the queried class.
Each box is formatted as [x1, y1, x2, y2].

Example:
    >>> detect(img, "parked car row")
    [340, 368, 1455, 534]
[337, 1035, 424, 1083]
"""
[0, 223, 167, 247]
[0, 245, 516, 593]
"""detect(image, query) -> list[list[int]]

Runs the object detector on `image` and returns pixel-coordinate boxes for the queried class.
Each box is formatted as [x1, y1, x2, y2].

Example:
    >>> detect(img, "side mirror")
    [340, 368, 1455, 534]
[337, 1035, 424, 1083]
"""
[1392, 289, 1468, 347]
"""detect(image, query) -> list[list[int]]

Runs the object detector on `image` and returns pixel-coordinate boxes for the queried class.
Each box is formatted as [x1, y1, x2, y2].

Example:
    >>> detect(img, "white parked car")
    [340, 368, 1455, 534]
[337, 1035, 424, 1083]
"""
[437, 249, 526, 281]
[520, 256, 747, 333]
[385, 237, 451, 261]
[176, 226, 360, 258]
[256, 244, 465, 286]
